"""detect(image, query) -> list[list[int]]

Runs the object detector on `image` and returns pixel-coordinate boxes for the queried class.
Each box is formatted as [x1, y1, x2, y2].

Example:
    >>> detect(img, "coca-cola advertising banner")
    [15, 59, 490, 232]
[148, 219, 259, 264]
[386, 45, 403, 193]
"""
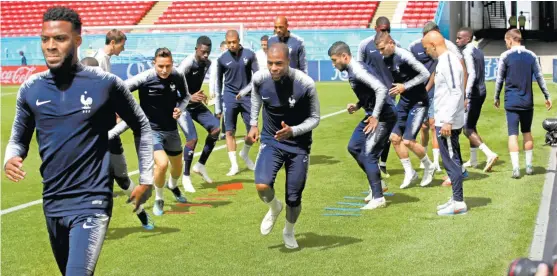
[1, 66, 48, 85]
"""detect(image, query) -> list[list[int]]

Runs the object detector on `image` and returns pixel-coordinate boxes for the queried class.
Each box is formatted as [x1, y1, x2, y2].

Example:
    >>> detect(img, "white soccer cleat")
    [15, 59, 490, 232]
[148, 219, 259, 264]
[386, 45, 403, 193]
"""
[192, 163, 213, 183]
[420, 166, 436, 187]
[437, 197, 453, 210]
[360, 197, 387, 210]
[437, 200, 467, 216]
[240, 152, 256, 171]
[399, 170, 418, 189]
[226, 166, 239, 176]
[526, 165, 534, 175]
[181, 175, 196, 193]
[483, 154, 499, 172]
[260, 201, 283, 235]
[364, 181, 388, 203]
[463, 160, 477, 168]
[434, 163, 443, 173]
[283, 228, 299, 249]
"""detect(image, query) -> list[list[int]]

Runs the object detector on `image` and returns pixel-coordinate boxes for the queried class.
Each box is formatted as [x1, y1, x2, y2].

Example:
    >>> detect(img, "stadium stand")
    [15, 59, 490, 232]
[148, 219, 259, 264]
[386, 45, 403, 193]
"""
[0, 1, 155, 37]
[155, 1, 379, 30]
[401, 1, 438, 28]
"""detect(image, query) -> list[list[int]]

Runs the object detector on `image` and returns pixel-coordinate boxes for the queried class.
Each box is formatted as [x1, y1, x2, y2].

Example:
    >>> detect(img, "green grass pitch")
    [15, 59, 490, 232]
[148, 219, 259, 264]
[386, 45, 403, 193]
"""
[1, 81, 555, 275]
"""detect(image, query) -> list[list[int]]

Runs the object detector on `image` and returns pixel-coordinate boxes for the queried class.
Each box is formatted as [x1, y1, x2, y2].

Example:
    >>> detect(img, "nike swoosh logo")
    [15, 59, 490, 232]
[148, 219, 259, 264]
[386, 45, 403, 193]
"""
[370, 50, 377, 53]
[82, 223, 96, 229]
[192, 71, 198, 75]
[226, 61, 232, 65]
[261, 96, 270, 100]
[418, 52, 424, 55]
[36, 99, 51, 106]
[454, 208, 466, 214]
[149, 90, 156, 93]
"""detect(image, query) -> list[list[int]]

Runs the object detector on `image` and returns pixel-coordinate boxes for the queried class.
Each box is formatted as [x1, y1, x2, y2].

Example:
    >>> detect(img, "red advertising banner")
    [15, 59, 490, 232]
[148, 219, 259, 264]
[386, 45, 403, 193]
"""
[1, 66, 48, 85]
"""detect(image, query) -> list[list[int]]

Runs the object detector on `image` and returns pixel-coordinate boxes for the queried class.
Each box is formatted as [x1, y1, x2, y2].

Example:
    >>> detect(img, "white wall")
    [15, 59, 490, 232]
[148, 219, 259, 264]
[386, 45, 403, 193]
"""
[469, 1, 484, 30]
[531, 2, 540, 30]
[517, 1, 532, 29]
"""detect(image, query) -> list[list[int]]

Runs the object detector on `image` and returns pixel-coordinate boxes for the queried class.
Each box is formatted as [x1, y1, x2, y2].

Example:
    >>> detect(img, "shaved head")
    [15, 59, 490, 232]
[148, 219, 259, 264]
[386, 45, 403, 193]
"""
[274, 16, 289, 38]
[422, 31, 447, 59]
[267, 42, 290, 80]
[456, 27, 473, 48]
[226, 30, 239, 40]
[375, 16, 391, 33]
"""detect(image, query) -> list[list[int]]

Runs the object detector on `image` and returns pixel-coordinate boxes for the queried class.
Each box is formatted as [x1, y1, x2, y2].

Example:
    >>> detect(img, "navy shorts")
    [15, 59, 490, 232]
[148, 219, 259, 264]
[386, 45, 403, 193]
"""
[223, 97, 251, 133]
[392, 102, 428, 141]
[506, 109, 534, 136]
[178, 105, 220, 141]
[46, 213, 110, 276]
[153, 130, 182, 156]
[465, 96, 486, 130]
[255, 143, 309, 206]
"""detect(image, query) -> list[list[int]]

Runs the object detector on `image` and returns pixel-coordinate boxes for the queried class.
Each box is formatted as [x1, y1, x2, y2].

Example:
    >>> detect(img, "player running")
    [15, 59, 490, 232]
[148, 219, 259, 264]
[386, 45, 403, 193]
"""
[456, 27, 499, 172]
[375, 32, 436, 189]
[214, 30, 259, 176]
[4, 7, 153, 274]
[329, 41, 397, 210]
[177, 36, 221, 192]
[250, 43, 320, 249]
[111, 48, 191, 215]
[494, 29, 552, 178]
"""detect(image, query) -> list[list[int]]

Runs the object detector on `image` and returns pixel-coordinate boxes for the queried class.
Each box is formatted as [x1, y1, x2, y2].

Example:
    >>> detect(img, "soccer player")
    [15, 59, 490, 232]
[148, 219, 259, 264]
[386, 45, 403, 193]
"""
[268, 16, 307, 73]
[375, 32, 435, 188]
[357, 16, 401, 178]
[177, 36, 220, 192]
[4, 7, 153, 274]
[83, 55, 153, 230]
[214, 30, 259, 176]
[80, 57, 99, 66]
[256, 35, 269, 70]
[456, 27, 499, 172]
[250, 43, 320, 249]
[112, 48, 191, 215]
[411, 22, 465, 173]
[92, 29, 126, 73]
[494, 29, 552, 178]
[422, 31, 467, 215]
[328, 41, 397, 210]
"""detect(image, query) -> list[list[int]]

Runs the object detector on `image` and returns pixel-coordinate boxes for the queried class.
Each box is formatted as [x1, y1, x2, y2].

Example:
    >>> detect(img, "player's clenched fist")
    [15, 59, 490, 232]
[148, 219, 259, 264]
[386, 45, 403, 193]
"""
[127, 184, 153, 212]
[4, 156, 26, 182]
[248, 126, 260, 143]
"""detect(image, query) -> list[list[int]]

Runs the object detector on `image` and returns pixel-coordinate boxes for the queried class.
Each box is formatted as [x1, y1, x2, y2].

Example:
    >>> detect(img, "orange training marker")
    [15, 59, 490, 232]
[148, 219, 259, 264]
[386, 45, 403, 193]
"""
[208, 192, 236, 196]
[176, 203, 213, 207]
[194, 197, 228, 201]
[217, 182, 244, 191]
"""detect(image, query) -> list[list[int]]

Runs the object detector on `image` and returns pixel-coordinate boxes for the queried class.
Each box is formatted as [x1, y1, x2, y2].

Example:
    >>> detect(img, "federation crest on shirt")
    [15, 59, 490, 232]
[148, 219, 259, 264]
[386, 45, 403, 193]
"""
[243, 57, 248, 65]
[170, 83, 176, 92]
[288, 96, 296, 108]
[81, 91, 93, 113]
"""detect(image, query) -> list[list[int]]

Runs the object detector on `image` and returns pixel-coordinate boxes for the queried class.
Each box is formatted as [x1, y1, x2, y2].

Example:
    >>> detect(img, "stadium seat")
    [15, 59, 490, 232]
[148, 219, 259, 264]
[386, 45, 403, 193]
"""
[1, 1, 155, 36]
[402, 1, 439, 27]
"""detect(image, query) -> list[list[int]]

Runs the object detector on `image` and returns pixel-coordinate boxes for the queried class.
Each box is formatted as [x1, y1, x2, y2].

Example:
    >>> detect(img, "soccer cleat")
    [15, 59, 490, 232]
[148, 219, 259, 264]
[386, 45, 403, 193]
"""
[434, 163, 443, 173]
[192, 163, 213, 183]
[260, 201, 283, 235]
[181, 175, 196, 193]
[226, 166, 239, 176]
[219, 133, 226, 140]
[420, 166, 436, 187]
[240, 152, 256, 171]
[437, 200, 467, 216]
[364, 181, 388, 203]
[360, 197, 387, 210]
[379, 166, 390, 178]
[419, 162, 425, 169]
[526, 165, 534, 175]
[512, 168, 521, 179]
[137, 210, 155, 230]
[483, 154, 499, 172]
[399, 170, 418, 189]
[152, 200, 164, 216]
[437, 197, 453, 210]
[463, 160, 478, 168]
[283, 228, 299, 249]
[168, 186, 187, 203]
